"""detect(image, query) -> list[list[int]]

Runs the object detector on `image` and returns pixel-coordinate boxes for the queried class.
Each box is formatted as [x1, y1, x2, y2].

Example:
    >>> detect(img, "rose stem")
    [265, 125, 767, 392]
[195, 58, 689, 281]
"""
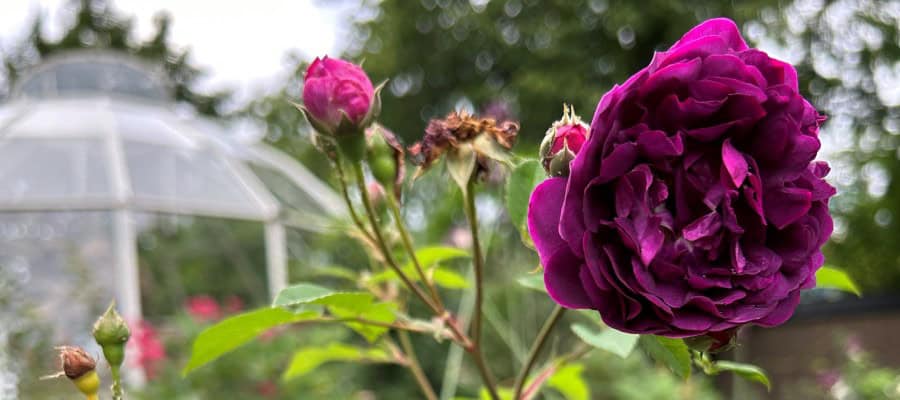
[335, 158, 376, 243]
[463, 177, 501, 400]
[512, 305, 566, 399]
[386, 192, 444, 309]
[398, 330, 439, 400]
[351, 163, 441, 315]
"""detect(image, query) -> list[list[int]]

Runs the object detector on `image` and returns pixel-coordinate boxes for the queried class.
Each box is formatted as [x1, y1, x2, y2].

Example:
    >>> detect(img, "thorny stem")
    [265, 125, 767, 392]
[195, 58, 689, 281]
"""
[512, 306, 567, 400]
[352, 162, 441, 315]
[398, 331, 439, 400]
[386, 192, 444, 309]
[463, 177, 500, 400]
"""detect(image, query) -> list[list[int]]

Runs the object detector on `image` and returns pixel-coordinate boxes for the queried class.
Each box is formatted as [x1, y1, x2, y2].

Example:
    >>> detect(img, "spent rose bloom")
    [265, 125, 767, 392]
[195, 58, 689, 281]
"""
[302, 56, 375, 135]
[527, 18, 835, 337]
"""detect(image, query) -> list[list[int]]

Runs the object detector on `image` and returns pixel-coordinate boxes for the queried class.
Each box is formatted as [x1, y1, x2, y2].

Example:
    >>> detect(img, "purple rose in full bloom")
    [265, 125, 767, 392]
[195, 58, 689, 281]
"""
[302, 56, 375, 134]
[527, 18, 835, 337]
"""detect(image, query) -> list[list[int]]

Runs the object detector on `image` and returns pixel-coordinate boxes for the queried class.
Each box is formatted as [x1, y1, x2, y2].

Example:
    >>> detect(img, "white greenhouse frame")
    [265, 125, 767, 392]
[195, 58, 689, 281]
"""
[0, 52, 342, 326]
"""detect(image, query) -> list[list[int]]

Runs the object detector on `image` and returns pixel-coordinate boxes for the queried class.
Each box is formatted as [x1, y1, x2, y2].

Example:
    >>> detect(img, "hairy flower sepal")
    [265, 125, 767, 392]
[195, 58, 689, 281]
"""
[92, 301, 130, 368]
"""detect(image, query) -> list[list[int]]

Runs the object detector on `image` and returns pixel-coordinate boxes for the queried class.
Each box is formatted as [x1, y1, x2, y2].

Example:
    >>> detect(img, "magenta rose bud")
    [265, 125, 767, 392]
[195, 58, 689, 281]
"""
[539, 105, 590, 176]
[527, 18, 835, 338]
[301, 56, 380, 161]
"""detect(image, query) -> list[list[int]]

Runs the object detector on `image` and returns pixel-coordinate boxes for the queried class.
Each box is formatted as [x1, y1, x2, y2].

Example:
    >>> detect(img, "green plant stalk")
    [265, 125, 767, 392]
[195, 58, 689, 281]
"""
[110, 365, 123, 400]
[398, 330, 439, 400]
[512, 305, 566, 400]
[352, 162, 441, 315]
[463, 177, 500, 400]
[335, 158, 376, 243]
[386, 192, 444, 309]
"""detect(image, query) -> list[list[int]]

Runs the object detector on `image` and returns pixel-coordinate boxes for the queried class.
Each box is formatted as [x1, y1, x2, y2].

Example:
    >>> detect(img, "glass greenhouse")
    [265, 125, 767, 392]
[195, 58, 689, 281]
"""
[0, 52, 342, 337]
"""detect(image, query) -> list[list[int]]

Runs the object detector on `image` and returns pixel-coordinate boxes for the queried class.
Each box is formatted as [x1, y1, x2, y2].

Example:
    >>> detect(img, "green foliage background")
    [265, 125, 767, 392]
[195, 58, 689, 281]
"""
[1, 0, 898, 398]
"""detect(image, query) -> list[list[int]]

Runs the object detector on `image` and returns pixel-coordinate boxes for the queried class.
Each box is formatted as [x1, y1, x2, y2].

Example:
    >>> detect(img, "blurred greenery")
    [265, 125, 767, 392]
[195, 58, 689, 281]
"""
[2, 0, 899, 398]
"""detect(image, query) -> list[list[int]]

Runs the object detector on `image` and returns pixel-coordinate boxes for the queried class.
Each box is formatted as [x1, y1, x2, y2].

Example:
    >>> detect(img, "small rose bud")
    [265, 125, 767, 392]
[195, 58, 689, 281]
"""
[539, 104, 589, 177]
[300, 56, 381, 162]
[366, 123, 405, 199]
[684, 328, 739, 353]
[367, 182, 386, 212]
[92, 301, 131, 368]
[56, 346, 101, 398]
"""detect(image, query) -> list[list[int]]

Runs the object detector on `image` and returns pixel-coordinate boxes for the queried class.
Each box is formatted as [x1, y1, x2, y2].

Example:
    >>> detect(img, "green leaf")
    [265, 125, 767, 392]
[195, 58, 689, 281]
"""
[517, 273, 546, 292]
[371, 246, 471, 289]
[272, 283, 334, 306]
[816, 266, 862, 296]
[432, 268, 469, 288]
[282, 343, 392, 381]
[640, 335, 692, 379]
[713, 361, 771, 391]
[411, 246, 470, 267]
[447, 145, 477, 194]
[183, 308, 318, 375]
[329, 300, 398, 343]
[548, 363, 590, 400]
[479, 387, 514, 400]
[505, 160, 546, 247]
[571, 323, 639, 359]
[308, 265, 357, 281]
[273, 283, 376, 310]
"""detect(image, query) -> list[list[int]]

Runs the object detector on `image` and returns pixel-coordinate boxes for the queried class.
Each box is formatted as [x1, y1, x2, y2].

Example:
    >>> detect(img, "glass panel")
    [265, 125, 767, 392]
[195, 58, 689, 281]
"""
[16, 59, 166, 101]
[248, 163, 325, 214]
[123, 141, 266, 217]
[134, 213, 268, 316]
[0, 210, 118, 400]
[0, 138, 112, 203]
[115, 111, 195, 148]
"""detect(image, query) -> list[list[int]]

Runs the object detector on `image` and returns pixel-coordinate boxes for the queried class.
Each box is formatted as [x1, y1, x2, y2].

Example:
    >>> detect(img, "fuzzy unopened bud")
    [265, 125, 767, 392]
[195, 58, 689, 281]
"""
[300, 56, 383, 162]
[92, 302, 130, 368]
[539, 104, 589, 177]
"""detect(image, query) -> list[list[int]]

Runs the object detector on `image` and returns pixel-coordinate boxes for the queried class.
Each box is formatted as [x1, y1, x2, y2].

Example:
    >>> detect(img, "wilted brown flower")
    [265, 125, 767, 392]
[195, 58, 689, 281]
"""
[409, 110, 519, 175]
[57, 346, 96, 379]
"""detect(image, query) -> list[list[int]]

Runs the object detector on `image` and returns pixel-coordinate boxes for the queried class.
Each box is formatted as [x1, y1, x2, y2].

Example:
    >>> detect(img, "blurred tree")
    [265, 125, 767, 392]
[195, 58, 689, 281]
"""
[341, 0, 900, 292]
[0, 0, 228, 116]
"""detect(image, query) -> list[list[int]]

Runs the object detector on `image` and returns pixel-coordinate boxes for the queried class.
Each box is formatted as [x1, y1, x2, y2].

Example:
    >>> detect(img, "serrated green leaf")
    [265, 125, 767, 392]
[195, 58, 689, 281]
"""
[641, 335, 692, 379]
[184, 308, 318, 375]
[272, 283, 334, 307]
[432, 268, 469, 288]
[371, 246, 470, 289]
[308, 265, 357, 281]
[816, 266, 862, 296]
[282, 343, 392, 380]
[571, 323, 639, 359]
[505, 160, 545, 247]
[714, 361, 771, 391]
[411, 246, 470, 267]
[329, 301, 397, 343]
[517, 273, 546, 292]
[548, 363, 590, 400]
